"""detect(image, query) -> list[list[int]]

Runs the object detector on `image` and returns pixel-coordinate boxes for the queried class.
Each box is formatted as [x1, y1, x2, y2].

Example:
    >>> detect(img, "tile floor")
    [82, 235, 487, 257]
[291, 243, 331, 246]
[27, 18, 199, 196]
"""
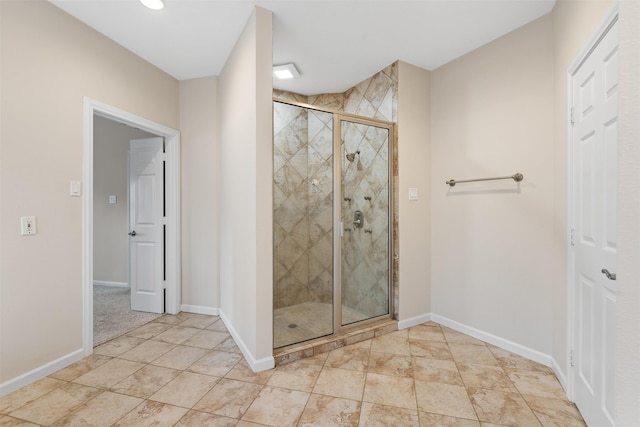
[0, 312, 586, 426]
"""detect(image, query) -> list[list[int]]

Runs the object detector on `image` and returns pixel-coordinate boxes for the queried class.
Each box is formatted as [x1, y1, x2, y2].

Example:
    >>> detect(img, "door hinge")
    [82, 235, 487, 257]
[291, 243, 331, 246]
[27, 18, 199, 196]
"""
[161, 152, 167, 162]
[570, 349, 575, 367]
[570, 228, 576, 246]
[161, 217, 167, 225]
[570, 107, 575, 125]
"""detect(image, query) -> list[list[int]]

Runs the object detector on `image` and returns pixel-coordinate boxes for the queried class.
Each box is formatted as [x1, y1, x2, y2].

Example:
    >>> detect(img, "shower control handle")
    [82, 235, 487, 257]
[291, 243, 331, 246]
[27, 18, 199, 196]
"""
[353, 210, 364, 229]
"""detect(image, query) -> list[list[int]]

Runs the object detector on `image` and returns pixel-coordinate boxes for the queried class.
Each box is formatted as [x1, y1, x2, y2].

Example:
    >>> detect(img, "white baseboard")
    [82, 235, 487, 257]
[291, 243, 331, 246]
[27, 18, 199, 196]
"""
[398, 313, 432, 330]
[218, 310, 274, 373]
[0, 348, 85, 397]
[551, 357, 569, 395]
[430, 313, 554, 368]
[93, 281, 128, 288]
[180, 304, 219, 316]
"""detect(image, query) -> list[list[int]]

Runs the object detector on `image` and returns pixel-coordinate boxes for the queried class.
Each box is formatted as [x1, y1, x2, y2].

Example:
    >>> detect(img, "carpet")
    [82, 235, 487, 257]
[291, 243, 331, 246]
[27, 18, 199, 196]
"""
[93, 285, 162, 346]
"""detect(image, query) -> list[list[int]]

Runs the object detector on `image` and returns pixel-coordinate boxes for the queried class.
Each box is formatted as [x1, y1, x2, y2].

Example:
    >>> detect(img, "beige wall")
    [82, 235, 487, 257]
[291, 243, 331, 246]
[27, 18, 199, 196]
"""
[550, 0, 613, 377]
[179, 77, 219, 312]
[93, 116, 155, 284]
[218, 7, 274, 369]
[0, 0, 179, 386]
[431, 16, 555, 354]
[616, 1, 640, 423]
[397, 61, 432, 324]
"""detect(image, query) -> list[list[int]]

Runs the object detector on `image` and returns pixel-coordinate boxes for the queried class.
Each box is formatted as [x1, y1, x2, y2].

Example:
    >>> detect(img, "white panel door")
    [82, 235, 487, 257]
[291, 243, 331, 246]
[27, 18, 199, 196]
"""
[129, 137, 164, 313]
[571, 19, 618, 427]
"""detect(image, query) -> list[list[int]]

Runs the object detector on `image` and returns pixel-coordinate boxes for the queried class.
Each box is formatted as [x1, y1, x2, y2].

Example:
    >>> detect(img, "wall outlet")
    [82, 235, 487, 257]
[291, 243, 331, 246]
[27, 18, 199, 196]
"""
[21, 216, 37, 236]
[408, 187, 418, 201]
[109, 195, 117, 204]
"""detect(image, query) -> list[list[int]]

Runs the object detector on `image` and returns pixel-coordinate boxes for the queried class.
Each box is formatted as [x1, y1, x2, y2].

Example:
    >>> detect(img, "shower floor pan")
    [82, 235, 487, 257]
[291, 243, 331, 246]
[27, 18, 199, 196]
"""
[274, 302, 368, 349]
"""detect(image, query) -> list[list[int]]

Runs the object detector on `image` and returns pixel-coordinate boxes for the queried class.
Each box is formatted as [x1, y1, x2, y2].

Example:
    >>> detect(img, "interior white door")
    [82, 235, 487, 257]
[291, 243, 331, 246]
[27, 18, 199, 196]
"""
[129, 137, 165, 313]
[571, 19, 618, 427]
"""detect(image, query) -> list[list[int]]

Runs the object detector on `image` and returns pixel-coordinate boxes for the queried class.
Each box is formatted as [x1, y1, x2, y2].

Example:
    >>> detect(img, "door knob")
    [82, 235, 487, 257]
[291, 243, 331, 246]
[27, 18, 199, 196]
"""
[601, 268, 616, 280]
[128, 230, 137, 236]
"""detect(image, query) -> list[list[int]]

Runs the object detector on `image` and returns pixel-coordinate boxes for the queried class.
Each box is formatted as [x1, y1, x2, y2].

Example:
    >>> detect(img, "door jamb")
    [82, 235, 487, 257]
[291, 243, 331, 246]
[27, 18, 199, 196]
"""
[566, 3, 619, 400]
[82, 97, 181, 356]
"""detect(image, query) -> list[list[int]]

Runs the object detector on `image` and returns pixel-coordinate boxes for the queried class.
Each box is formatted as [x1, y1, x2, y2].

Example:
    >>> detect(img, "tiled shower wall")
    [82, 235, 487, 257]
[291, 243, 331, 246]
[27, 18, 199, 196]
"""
[273, 62, 398, 317]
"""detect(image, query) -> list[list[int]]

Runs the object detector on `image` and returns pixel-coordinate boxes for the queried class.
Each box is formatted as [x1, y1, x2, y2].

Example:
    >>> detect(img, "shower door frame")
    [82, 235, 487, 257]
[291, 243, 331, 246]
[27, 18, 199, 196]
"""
[273, 98, 395, 345]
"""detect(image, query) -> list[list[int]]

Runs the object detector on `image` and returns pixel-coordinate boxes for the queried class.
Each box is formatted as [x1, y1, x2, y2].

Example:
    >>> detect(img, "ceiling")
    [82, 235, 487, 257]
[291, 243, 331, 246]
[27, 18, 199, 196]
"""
[49, 0, 556, 96]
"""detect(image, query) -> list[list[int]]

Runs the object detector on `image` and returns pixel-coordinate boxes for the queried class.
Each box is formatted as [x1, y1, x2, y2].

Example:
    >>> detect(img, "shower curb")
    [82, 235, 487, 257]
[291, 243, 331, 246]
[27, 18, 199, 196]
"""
[273, 319, 398, 366]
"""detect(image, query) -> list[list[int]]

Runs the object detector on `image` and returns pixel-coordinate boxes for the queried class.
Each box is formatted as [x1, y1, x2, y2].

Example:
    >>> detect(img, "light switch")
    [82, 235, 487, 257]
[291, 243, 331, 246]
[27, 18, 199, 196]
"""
[408, 187, 418, 201]
[21, 216, 37, 236]
[109, 195, 117, 204]
[70, 180, 81, 197]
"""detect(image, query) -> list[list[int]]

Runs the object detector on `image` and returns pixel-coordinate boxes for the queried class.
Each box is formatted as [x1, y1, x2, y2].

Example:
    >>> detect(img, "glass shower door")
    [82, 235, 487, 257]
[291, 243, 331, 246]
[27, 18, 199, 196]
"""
[339, 119, 391, 326]
[273, 101, 334, 348]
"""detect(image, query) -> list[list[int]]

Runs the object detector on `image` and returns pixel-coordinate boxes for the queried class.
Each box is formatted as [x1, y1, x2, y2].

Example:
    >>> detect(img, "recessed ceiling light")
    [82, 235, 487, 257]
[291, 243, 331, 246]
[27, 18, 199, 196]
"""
[140, 0, 165, 11]
[273, 63, 301, 80]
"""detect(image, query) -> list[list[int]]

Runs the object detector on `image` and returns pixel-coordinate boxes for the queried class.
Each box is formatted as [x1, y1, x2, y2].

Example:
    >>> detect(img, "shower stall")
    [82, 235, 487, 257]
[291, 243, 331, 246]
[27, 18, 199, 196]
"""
[273, 99, 393, 349]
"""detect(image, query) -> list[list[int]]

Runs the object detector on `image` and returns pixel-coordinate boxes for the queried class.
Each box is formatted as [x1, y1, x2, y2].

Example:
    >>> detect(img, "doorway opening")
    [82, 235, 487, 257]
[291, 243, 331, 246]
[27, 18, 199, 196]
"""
[82, 98, 181, 356]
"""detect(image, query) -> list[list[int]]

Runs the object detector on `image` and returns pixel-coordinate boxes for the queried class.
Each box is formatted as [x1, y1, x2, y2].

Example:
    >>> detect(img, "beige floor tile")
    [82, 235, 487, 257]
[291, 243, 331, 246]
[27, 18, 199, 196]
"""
[441, 328, 486, 346]
[125, 322, 173, 340]
[117, 340, 176, 364]
[182, 330, 230, 349]
[468, 388, 541, 426]
[113, 400, 188, 426]
[411, 357, 463, 386]
[152, 326, 201, 345]
[93, 336, 147, 357]
[448, 344, 499, 367]
[110, 365, 180, 398]
[267, 361, 322, 392]
[236, 422, 268, 427]
[457, 363, 518, 392]
[358, 402, 420, 426]
[206, 320, 230, 333]
[508, 370, 567, 400]
[9, 383, 102, 426]
[313, 367, 366, 401]
[50, 391, 142, 427]
[367, 352, 412, 378]
[193, 378, 263, 418]
[408, 324, 446, 342]
[488, 346, 553, 374]
[0, 377, 66, 414]
[49, 354, 112, 382]
[0, 414, 40, 426]
[414, 380, 476, 420]
[298, 351, 330, 366]
[154, 313, 192, 325]
[73, 358, 144, 389]
[174, 410, 238, 426]
[242, 386, 309, 427]
[150, 371, 219, 409]
[151, 345, 209, 370]
[178, 314, 218, 329]
[370, 330, 411, 356]
[225, 359, 275, 384]
[419, 411, 481, 426]
[188, 350, 243, 377]
[214, 337, 243, 354]
[409, 339, 454, 360]
[363, 373, 416, 410]
[523, 394, 587, 427]
[325, 342, 371, 371]
[298, 394, 360, 427]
